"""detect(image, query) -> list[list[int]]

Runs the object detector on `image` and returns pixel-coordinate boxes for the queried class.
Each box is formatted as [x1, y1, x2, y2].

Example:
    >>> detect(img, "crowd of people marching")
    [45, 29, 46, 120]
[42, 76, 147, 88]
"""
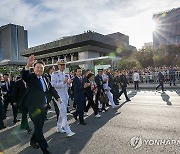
[0, 55, 179, 153]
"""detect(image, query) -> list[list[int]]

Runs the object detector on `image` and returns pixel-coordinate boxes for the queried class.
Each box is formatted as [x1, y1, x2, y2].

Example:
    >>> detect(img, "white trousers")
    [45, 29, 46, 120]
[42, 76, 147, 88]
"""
[56, 97, 71, 134]
[105, 91, 116, 107]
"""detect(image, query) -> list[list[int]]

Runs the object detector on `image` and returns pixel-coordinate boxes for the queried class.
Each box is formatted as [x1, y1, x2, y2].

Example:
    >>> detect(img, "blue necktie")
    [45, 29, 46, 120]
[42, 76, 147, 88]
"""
[38, 78, 47, 107]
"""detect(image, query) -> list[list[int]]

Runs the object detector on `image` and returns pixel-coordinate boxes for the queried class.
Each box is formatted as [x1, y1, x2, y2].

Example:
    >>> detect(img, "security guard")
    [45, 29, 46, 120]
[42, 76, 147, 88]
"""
[51, 59, 75, 137]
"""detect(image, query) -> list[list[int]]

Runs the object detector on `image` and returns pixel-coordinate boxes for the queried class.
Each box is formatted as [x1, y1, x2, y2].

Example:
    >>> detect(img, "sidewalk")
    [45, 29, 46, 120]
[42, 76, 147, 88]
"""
[127, 83, 180, 90]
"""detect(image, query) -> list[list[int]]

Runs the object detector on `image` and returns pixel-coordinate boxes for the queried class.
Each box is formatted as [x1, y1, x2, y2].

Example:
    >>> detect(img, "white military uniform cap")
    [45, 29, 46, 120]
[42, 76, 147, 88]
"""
[57, 59, 67, 65]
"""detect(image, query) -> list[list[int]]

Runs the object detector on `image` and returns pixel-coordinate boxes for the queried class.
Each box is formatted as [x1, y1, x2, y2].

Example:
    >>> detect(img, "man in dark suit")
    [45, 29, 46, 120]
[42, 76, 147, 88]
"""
[12, 75, 32, 133]
[0, 78, 7, 129]
[0, 74, 6, 129]
[107, 69, 119, 105]
[119, 70, 131, 102]
[95, 69, 107, 112]
[156, 69, 165, 91]
[1, 73, 18, 123]
[113, 69, 120, 104]
[45, 66, 59, 121]
[0, 99, 7, 130]
[22, 55, 61, 154]
[72, 67, 90, 125]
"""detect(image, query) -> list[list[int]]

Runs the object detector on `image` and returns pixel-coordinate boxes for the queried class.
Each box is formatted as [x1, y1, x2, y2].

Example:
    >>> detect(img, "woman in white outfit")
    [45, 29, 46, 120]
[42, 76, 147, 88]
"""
[102, 70, 117, 108]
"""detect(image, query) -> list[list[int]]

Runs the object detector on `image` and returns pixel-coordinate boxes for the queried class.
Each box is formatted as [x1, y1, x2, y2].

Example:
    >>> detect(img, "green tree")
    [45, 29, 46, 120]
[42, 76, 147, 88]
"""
[116, 58, 140, 70]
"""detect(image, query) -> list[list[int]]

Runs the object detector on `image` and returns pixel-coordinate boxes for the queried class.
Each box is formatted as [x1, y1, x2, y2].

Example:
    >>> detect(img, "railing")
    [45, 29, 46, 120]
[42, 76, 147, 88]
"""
[126, 71, 180, 84]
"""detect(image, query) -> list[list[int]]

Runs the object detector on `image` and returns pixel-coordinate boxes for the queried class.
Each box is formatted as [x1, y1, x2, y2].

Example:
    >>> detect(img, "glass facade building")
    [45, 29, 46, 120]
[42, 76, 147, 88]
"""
[153, 7, 180, 48]
[0, 24, 28, 61]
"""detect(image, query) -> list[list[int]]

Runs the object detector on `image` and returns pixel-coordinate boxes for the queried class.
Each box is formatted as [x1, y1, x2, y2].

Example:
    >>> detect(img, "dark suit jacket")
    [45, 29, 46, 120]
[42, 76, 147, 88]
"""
[44, 73, 51, 83]
[0, 100, 5, 120]
[22, 69, 60, 113]
[119, 74, 128, 87]
[107, 72, 114, 88]
[0, 100, 5, 129]
[0, 82, 3, 101]
[158, 72, 164, 82]
[95, 75, 104, 93]
[73, 76, 86, 102]
[12, 79, 27, 107]
[113, 76, 120, 89]
[1, 80, 15, 102]
[85, 80, 93, 100]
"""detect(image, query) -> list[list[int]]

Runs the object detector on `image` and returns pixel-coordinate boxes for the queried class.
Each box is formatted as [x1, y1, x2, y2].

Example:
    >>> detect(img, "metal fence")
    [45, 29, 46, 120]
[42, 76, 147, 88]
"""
[126, 71, 180, 84]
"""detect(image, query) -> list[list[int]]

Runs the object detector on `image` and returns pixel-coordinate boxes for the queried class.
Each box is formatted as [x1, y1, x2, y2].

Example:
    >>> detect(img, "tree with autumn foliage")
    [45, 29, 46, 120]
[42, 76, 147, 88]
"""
[134, 45, 180, 68]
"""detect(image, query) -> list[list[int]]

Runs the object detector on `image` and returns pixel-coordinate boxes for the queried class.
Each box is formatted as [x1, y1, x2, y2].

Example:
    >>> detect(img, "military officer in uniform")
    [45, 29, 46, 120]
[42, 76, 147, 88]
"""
[51, 59, 75, 137]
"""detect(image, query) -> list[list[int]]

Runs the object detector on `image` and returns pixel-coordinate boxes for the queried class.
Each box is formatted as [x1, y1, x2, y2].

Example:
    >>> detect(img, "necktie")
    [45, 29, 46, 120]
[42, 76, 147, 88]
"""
[39, 78, 47, 92]
[38, 78, 43, 90]
[80, 77, 83, 83]
[38, 77, 47, 107]
[6, 82, 9, 91]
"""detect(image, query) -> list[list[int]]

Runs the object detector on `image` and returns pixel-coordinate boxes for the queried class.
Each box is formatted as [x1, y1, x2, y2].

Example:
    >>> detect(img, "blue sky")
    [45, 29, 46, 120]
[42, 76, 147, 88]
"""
[0, 0, 179, 49]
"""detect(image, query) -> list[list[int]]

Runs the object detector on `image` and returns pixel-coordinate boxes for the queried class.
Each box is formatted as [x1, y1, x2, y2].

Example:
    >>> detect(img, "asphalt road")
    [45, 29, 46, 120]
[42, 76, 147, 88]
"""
[0, 89, 180, 154]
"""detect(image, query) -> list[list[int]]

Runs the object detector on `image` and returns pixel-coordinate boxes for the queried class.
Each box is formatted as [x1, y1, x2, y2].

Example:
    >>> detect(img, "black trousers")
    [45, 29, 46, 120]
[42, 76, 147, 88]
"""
[3, 99, 9, 116]
[111, 88, 119, 105]
[52, 99, 59, 121]
[134, 81, 139, 90]
[20, 106, 29, 129]
[156, 81, 164, 91]
[84, 96, 98, 115]
[0, 100, 5, 129]
[12, 104, 18, 121]
[4, 99, 18, 121]
[29, 108, 48, 151]
[74, 100, 85, 123]
[119, 86, 129, 100]
[95, 92, 100, 111]
[170, 75, 175, 86]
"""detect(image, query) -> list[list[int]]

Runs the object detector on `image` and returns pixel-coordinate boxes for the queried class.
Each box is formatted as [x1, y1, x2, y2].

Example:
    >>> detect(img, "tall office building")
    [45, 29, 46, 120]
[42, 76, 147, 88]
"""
[153, 7, 180, 48]
[0, 23, 28, 61]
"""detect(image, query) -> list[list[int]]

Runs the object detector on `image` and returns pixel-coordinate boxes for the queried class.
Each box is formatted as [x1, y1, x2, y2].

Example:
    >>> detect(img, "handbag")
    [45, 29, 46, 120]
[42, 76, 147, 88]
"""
[100, 92, 108, 104]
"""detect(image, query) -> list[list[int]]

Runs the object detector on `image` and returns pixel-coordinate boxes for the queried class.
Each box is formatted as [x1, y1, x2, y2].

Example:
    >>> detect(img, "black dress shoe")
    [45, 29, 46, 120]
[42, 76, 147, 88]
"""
[45, 116, 49, 121]
[26, 127, 32, 134]
[126, 99, 131, 102]
[41, 148, 52, 154]
[30, 142, 39, 149]
[72, 113, 77, 120]
[13, 119, 20, 124]
[79, 122, 86, 125]
[102, 109, 108, 112]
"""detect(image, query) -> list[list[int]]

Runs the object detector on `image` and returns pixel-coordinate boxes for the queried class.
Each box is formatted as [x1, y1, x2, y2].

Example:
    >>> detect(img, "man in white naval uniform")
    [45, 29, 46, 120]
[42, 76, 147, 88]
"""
[102, 69, 117, 108]
[51, 59, 75, 137]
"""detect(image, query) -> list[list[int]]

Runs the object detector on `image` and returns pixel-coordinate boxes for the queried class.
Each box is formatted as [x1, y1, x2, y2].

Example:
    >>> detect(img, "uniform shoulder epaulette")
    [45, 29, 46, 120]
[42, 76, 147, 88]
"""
[54, 71, 59, 74]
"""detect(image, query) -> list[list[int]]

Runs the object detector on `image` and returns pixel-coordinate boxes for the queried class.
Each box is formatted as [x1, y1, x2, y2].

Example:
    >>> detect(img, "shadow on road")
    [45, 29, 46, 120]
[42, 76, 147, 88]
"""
[17, 107, 121, 154]
[128, 90, 137, 99]
[175, 90, 180, 96]
[0, 111, 75, 153]
[0, 111, 35, 153]
[161, 91, 172, 106]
